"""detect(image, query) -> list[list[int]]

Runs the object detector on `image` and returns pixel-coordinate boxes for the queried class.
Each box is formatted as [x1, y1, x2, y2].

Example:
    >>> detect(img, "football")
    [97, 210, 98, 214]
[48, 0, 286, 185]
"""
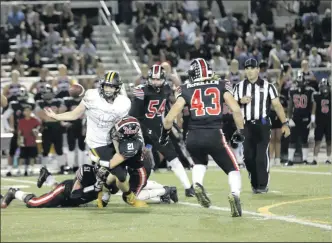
[69, 83, 85, 98]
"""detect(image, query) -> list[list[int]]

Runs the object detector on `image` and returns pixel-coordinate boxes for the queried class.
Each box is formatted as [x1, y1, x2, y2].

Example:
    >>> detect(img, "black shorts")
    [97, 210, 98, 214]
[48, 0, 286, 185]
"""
[20, 146, 38, 159]
[90, 144, 127, 183]
[270, 111, 282, 129]
[222, 119, 237, 142]
[290, 119, 310, 144]
[315, 120, 331, 142]
[186, 129, 239, 174]
[9, 134, 18, 157]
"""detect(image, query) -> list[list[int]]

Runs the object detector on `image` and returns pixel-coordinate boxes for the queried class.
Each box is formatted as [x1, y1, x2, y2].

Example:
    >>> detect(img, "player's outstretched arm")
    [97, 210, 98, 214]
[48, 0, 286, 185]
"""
[224, 92, 244, 130]
[163, 97, 186, 130]
[44, 101, 86, 121]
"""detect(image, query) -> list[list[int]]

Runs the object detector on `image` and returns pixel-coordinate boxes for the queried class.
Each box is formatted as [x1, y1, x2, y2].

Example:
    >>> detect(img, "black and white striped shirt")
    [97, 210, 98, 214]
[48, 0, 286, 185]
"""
[233, 78, 278, 121]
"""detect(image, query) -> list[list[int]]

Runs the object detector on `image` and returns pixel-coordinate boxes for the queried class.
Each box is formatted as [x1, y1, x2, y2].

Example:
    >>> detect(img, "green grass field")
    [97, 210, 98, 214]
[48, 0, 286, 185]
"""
[1, 165, 331, 242]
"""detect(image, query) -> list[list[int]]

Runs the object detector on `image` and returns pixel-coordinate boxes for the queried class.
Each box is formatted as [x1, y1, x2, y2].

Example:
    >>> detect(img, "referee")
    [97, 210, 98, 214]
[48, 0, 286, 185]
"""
[233, 58, 290, 193]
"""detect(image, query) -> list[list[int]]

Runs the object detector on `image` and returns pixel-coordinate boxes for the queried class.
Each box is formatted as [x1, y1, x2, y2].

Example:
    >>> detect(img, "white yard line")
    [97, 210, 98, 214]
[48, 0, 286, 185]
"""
[1, 177, 331, 231]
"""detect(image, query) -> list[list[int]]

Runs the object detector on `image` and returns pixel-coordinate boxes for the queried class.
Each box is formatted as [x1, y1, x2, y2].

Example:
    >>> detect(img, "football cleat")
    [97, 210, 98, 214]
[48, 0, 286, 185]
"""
[160, 186, 171, 204]
[37, 167, 51, 188]
[285, 161, 293, 166]
[6, 172, 12, 177]
[170, 186, 178, 203]
[194, 183, 211, 208]
[123, 191, 148, 208]
[228, 193, 242, 217]
[1, 188, 18, 208]
[185, 185, 195, 197]
[326, 160, 331, 164]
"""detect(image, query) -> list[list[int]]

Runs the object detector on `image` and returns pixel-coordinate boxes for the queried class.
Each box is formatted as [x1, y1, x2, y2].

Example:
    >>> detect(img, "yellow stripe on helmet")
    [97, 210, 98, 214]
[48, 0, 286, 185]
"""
[105, 71, 113, 83]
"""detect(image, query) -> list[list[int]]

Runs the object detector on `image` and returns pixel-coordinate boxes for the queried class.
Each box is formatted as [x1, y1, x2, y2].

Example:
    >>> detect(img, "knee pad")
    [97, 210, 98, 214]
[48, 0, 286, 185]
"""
[112, 168, 127, 183]
[23, 194, 36, 204]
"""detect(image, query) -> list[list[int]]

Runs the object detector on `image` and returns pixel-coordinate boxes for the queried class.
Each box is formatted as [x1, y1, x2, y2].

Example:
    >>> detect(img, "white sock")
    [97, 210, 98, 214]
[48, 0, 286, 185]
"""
[228, 170, 241, 197]
[313, 156, 317, 161]
[18, 165, 25, 174]
[7, 165, 13, 172]
[192, 164, 207, 186]
[56, 154, 66, 170]
[77, 150, 86, 167]
[15, 190, 27, 201]
[288, 148, 296, 161]
[144, 180, 164, 190]
[137, 189, 166, 200]
[275, 158, 281, 165]
[67, 150, 75, 167]
[169, 158, 191, 189]
[45, 175, 56, 187]
[302, 148, 309, 161]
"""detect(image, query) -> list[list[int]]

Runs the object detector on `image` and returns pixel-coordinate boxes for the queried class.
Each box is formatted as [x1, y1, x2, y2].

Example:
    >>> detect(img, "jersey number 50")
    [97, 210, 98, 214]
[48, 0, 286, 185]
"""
[190, 87, 221, 117]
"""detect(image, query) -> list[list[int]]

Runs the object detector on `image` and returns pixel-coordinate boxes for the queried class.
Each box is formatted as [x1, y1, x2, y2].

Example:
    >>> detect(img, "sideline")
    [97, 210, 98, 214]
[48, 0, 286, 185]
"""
[1, 177, 331, 231]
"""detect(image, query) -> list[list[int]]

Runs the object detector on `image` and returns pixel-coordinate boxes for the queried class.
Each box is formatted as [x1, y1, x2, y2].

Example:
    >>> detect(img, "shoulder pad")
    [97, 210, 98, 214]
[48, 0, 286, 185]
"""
[63, 97, 73, 101]
[133, 86, 145, 100]
[306, 86, 316, 92]
[9, 100, 19, 106]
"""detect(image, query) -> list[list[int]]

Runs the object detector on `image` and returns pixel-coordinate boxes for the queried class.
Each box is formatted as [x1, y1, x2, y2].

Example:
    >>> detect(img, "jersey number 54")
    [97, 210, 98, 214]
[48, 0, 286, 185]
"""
[146, 99, 166, 119]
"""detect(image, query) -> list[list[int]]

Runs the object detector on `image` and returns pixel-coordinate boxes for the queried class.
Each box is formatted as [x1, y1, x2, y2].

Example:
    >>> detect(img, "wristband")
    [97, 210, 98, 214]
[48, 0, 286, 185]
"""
[311, 115, 315, 123]
[282, 121, 289, 126]
[99, 160, 110, 168]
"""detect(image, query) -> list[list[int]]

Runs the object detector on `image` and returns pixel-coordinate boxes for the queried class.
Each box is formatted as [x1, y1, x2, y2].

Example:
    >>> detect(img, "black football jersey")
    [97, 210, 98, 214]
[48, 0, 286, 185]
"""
[177, 79, 232, 129]
[63, 97, 83, 124]
[75, 164, 97, 188]
[7, 83, 22, 100]
[7, 100, 33, 129]
[129, 84, 173, 131]
[314, 92, 331, 121]
[289, 86, 315, 120]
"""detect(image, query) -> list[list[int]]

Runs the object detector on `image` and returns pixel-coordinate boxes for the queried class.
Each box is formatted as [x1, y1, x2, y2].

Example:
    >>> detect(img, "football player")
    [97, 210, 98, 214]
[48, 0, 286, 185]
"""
[93, 116, 178, 206]
[2, 87, 34, 176]
[2, 70, 25, 103]
[129, 65, 194, 197]
[1, 164, 112, 208]
[161, 58, 244, 217]
[287, 72, 316, 165]
[44, 71, 145, 207]
[63, 92, 86, 171]
[313, 78, 331, 164]
[35, 84, 67, 172]
[29, 68, 51, 102]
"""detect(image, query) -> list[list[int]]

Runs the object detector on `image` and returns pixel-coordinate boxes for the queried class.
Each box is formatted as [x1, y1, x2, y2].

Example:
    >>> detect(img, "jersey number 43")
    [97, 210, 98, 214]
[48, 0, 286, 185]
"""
[190, 87, 221, 117]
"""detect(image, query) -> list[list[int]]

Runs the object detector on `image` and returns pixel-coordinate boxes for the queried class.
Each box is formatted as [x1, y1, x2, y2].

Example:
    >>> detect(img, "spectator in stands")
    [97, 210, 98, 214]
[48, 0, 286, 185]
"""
[248, 45, 263, 63]
[176, 32, 190, 59]
[268, 40, 288, 66]
[160, 20, 180, 42]
[219, 10, 238, 35]
[25, 5, 37, 29]
[207, 0, 226, 18]
[321, 9, 331, 41]
[308, 47, 322, 68]
[145, 33, 163, 66]
[255, 0, 274, 27]
[162, 37, 178, 67]
[27, 46, 42, 76]
[59, 3, 74, 34]
[201, 13, 219, 33]
[43, 24, 61, 58]
[0, 26, 10, 58]
[28, 13, 44, 42]
[79, 38, 96, 74]
[293, 17, 305, 35]
[181, 13, 197, 40]
[233, 37, 248, 68]
[176, 51, 191, 72]
[186, 26, 204, 46]
[204, 23, 222, 49]
[78, 15, 94, 47]
[41, 3, 59, 27]
[256, 24, 274, 43]
[289, 39, 305, 68]
[61, 38, 78, 74]
[238, 12, 253, 37]
[7, 6, 25, 36]
[16, 25, 33, 53]
[189, 37, 210, 60]
[210, 49, 228, 72]
[11, 50, 26, 75]
[182, 0, 200, 21]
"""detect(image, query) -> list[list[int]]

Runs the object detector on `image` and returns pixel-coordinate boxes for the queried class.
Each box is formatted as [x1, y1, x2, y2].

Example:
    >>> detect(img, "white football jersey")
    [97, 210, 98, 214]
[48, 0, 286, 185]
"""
[82, 89, 131, 148]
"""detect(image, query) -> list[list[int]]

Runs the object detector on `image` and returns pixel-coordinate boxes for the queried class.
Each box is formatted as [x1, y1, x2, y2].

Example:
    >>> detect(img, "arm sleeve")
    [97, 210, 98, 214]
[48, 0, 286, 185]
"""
[81, 89, 92, 109]
[223, 80, 233, 95]
[113, 95, 131, 118]
[268, 83, 279, 100]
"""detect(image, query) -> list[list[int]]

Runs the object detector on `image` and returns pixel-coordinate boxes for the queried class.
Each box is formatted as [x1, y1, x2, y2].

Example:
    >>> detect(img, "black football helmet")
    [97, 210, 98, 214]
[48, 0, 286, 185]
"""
[110, 116, 141, 141]
[187, 58, 214, 83]
[295, 71, 308, 88]
[17, 87, 29, 101]
[99, 71, 122, 101]
[319, 78, 331, 95]
[147, 65, 166, 90]
[41, 83, 54, 101]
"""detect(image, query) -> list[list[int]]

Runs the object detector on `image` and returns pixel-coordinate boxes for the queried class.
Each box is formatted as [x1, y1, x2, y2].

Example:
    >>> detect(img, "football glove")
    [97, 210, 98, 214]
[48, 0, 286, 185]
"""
[289, 119, 296, 127]
[231, 129, 245, 144]
[159, 127, 171, 146]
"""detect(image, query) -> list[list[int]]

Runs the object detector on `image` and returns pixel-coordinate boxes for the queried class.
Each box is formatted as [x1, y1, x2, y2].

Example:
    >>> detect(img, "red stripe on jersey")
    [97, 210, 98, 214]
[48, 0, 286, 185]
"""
[133, 88, 144, 98]
[154, 65, 160, 76]
[199, 59, 207, 78]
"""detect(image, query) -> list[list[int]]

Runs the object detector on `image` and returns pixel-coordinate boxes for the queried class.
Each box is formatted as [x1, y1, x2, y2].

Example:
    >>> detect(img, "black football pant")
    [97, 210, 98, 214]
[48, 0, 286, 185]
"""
[243, 122, 271, 190]
[289, 119, 310, 148]
[42, 123, 63, 156]
[186, 129, 239, 174]
[67, 123, 85, 151]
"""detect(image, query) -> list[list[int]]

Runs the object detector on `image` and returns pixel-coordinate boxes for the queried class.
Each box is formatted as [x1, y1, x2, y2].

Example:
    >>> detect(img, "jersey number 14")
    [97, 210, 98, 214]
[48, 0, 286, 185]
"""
[190, 87, 221, 117]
